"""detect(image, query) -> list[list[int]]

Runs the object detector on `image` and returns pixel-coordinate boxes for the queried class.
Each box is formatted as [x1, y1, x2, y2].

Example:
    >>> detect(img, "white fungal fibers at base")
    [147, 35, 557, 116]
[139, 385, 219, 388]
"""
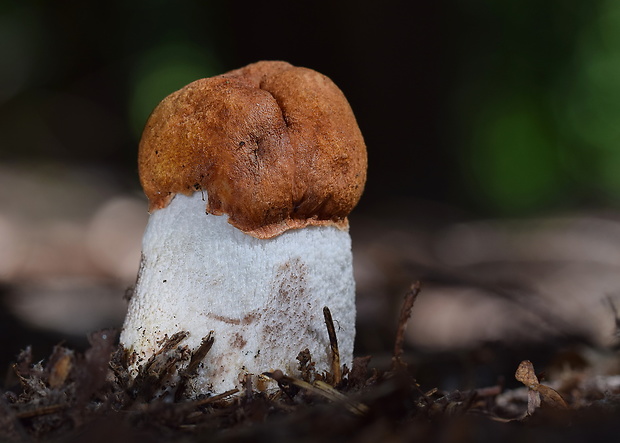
[120, 192, 356, 396]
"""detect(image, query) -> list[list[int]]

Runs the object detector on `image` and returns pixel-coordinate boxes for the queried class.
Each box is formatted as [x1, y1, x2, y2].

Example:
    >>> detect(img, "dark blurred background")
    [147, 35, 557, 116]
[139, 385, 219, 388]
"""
[3, 0, 620, 386]
[4, 0, 620, 213]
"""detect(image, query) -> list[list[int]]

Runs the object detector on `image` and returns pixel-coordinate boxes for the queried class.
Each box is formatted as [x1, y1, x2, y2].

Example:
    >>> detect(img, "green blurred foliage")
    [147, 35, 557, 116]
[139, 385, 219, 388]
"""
[0, 0, 224, 172]
[470, 95, 563, 213]
[2, 0, 620, 215]
[560, 0, 620, 197]
[128, 41, 221, 138]
[451, 0, 620, 214]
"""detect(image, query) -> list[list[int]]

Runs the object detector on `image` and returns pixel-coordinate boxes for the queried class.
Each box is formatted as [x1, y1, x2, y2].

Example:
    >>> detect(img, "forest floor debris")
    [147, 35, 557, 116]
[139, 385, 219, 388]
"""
[2, 283, 620, 442]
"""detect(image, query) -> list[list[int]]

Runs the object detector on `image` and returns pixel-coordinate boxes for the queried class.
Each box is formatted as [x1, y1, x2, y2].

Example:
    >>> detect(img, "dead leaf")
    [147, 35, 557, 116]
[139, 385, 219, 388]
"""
[535, 384, 568, 410]
[48, 351, 73, 389]
[515, 360, 568, 414]
[515, 360, 539, 388]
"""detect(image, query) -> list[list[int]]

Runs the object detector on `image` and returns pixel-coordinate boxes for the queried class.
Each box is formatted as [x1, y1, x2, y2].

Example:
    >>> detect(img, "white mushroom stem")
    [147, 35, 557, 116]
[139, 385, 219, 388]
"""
[120, 191, 356, 395]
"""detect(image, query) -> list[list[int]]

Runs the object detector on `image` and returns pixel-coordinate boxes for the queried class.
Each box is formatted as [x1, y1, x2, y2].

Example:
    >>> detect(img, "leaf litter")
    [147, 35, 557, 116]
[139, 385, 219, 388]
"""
[2, 282, 620, 442]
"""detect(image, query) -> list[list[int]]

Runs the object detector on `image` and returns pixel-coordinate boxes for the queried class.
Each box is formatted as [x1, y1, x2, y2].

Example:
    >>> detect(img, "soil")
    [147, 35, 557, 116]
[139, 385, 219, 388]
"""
[2, 284, 620, 442]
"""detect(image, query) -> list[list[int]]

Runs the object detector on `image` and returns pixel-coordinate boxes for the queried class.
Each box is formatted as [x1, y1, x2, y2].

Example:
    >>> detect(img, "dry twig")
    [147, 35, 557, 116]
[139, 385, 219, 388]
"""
[392, 281, 422, 369]
[264, 370, 368, 415]
[323, 306, 341, 385]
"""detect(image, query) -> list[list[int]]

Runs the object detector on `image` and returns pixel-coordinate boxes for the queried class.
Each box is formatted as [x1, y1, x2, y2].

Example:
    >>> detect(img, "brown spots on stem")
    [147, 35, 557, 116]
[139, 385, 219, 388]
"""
[231, 333, 247, 349]
[260, 259, 311, 355]
[207, 312, 259, 326]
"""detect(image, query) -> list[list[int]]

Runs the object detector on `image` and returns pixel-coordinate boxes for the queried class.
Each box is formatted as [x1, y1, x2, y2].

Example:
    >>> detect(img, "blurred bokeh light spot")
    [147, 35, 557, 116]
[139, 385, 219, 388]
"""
[128, 41, 221, 138]
[469, 97, 562, 214]
[0, 6, 38, 103]
[559, 0, 620, 197]
[86, 196, 147, 284]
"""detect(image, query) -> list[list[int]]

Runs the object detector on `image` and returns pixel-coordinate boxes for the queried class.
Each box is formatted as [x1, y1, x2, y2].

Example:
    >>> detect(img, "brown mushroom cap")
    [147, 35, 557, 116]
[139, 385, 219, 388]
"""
[138, 61, 367, 239]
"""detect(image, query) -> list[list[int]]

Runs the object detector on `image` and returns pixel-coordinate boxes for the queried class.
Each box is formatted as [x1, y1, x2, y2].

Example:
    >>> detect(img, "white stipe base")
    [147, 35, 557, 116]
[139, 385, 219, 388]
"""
[120, 192, 355, 396]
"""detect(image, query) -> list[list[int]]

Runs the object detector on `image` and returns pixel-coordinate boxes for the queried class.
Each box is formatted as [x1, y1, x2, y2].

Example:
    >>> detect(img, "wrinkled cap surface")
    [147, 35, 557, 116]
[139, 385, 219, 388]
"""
[139, 61, 367, 238]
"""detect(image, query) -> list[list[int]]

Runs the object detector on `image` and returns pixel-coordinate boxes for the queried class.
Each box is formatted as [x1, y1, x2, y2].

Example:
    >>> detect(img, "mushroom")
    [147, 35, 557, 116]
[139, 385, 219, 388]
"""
[120, 61, 367, 396]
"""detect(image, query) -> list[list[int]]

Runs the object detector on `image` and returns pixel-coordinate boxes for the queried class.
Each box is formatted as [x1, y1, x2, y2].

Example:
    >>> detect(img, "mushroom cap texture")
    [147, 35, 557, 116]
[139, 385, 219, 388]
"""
[139, 60, 367, 239]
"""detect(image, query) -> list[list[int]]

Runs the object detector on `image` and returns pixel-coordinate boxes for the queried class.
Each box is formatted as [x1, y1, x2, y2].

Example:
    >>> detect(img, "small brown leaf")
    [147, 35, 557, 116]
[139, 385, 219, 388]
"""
[48, 352, 73, 389]
[515, 360, 539, 388]
[535, 384, 569, 410]
[515, 359, 569, 415]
